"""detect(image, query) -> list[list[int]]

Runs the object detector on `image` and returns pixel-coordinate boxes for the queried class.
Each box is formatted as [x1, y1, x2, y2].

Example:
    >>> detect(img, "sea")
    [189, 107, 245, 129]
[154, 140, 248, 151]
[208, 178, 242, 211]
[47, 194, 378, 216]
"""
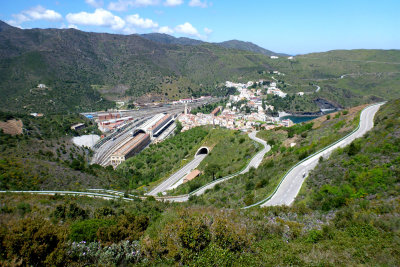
[280, 115, 319, 124]
[280, 109, 336, 124]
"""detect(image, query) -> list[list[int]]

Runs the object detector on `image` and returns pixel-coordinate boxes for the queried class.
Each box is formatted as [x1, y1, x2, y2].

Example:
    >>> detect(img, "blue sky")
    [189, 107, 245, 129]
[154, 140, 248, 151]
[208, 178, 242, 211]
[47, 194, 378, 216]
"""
[1, 0, 399, 54]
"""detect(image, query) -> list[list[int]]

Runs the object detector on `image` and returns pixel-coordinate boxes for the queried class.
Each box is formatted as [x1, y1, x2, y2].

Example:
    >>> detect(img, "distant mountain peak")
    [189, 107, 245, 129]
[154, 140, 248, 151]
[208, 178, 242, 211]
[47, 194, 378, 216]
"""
[140, 33, 204, 46]
[0, 20, 16, 32]
[140, 32, 288, 56]
[217, 39, 289, 57]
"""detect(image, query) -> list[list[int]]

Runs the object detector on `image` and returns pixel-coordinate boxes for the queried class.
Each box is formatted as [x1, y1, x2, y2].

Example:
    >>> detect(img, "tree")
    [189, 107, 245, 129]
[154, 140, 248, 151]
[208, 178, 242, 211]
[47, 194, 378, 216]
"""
[175, 120, 183, 135]
[205, 163, 219, 181]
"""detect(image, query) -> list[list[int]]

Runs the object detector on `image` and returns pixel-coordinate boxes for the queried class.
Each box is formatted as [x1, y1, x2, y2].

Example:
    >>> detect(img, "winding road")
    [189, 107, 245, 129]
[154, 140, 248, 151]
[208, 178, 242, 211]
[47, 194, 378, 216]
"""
[155, 131, 271, 202]
[256, 102, 384, 208]
[0, 103, 384, 207]
[147, 154, 208, 196]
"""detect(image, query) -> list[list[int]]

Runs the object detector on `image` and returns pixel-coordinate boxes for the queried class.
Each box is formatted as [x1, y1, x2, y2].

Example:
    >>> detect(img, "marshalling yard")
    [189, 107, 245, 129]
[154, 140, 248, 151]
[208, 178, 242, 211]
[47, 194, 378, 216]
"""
[87, 97, 219, 168]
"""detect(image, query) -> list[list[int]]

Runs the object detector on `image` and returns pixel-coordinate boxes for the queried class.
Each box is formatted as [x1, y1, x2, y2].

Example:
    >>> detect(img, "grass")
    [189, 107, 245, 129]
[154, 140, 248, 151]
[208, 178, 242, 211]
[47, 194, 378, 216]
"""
[186, 105, 364, 208]
[297, 99, 400, 210]
[1, 100, 400, 266]
[117, 126, 210, 192]
[0, 113, 127, 191]
[168, 128, 260, 195]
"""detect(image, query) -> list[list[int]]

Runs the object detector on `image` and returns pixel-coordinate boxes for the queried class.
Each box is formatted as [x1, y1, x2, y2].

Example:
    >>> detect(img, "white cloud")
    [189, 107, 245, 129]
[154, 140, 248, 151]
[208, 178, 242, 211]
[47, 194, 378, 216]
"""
[7, 5, 62, 27]
[164, 0, 183, 6]
[188, 0, 207, 8]
[66, 8, 125, 30]
[157, 26, 174, 34]
[68, 24, 79, 29]
[174, 22, 201, 37]
[85, 0, 104, 8]
[204, 27, 212, 34]
[122, 26, 136, 34]
[126, 14, 158, 28]
[108, 0, 160, 11]
[25, 6, 63, 21]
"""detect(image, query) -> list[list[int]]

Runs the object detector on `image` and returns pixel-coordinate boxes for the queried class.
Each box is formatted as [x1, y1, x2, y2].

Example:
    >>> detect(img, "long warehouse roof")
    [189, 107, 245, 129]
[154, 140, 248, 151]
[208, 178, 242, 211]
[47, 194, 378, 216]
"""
[112, 133, 149, 156]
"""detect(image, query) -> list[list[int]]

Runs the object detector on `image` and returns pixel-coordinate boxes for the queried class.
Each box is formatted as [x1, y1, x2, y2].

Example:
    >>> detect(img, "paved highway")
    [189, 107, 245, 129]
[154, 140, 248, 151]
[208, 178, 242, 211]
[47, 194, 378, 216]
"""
[147, 154, 208, 196]
[155, 131, 271, 202]
[90, 98, 220, 166]
[2, 104, 382, 206]
[259, 103, 384, 207]
[191, 131, 270, 197]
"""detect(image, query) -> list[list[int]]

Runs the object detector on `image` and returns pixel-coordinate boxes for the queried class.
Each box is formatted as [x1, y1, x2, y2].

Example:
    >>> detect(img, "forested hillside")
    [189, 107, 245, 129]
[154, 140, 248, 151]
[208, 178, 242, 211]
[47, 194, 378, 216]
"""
[1, 20, 399, 114]
[0, 20, 274, 113]
[1, 100, 399, 266]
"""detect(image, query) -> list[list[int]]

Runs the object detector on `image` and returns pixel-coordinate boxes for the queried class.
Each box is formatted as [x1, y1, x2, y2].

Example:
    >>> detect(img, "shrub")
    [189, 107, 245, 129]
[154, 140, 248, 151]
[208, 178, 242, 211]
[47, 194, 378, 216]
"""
[178, 215, 211, 252]
[306, 229, 324, 243]
[16, 202, 31, 215]
[212, 218, 249, 252]
[347, 142, 360, 156]
[67, 240, 141, 265]
[4, 217, 62, 266]
[70, 219, 115, 242]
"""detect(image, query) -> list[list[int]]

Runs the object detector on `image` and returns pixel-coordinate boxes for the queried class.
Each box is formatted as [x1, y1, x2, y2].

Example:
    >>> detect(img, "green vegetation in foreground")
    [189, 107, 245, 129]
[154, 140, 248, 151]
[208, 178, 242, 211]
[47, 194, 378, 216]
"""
[169, 128, 260, 195]
[187, 107, 362, 208]
[117, 126, 210, 192]
[0, 100, 399, 266]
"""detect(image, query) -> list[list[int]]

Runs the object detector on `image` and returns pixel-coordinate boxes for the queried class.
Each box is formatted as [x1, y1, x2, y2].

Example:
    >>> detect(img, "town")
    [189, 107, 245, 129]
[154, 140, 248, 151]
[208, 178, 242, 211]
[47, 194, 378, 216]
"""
[178, 78, 295, 132]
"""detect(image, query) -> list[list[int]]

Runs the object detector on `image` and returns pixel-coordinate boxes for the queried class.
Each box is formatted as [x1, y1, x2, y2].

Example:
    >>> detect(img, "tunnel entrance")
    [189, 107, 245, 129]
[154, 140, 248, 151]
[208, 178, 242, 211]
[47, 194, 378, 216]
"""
[133, 129, 146, 136]
[196, 147, 209, 156]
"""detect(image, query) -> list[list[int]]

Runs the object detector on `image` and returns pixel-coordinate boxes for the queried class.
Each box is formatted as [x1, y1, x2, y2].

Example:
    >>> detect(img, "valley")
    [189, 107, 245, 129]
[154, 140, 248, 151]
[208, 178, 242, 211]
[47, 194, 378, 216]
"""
[0, 4, 399, 265]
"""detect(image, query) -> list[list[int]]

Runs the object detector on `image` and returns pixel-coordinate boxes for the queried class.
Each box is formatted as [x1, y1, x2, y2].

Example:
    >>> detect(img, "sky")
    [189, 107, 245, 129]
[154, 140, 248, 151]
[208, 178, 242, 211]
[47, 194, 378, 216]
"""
[1, 0, 399, 54]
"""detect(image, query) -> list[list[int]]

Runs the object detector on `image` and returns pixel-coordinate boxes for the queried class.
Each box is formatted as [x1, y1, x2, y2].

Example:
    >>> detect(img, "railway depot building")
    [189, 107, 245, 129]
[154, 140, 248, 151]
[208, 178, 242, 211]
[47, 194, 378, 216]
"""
[110, 133, 150, 168]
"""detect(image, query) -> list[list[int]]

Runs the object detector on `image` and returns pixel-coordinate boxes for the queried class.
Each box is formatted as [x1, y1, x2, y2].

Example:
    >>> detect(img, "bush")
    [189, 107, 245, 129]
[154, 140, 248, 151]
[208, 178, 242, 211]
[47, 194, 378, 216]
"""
[347, 142, 360, 156]
[67, 240, 141, 265]
[4, 218, 62, 266]
[16, 202, 31, 215]
[178, 215, 211, 252]
[70, 219, 115, 242]
[212, 219, 249, 252]
[306, 229, 324, 243]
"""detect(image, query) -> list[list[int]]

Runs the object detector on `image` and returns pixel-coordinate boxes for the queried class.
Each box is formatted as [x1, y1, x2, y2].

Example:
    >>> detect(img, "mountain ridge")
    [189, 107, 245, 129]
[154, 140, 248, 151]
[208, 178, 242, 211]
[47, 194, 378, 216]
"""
[140, 33, 289, 56]
[0, 20, 275, 113]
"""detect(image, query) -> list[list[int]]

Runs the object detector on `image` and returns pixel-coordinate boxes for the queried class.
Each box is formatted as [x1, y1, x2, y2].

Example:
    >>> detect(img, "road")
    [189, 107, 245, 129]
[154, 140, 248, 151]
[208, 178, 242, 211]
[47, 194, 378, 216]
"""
[259, 103, 384, 207]
[155, 131, 271, 202]
[2, 102, 381, 205]
[147, 154, 208, 196]
[190, 132, 270, 196]
[90, 98, 221, 166]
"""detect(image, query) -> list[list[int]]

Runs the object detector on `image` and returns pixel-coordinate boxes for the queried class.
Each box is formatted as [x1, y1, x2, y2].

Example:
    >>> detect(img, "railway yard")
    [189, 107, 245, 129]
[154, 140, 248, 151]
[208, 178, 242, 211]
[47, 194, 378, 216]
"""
[89, 98, 219, 168]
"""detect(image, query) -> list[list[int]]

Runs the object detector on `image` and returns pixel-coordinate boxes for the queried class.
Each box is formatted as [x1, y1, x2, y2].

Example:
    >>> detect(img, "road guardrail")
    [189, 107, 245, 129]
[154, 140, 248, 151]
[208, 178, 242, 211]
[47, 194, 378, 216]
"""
[242, 102, 385, 209]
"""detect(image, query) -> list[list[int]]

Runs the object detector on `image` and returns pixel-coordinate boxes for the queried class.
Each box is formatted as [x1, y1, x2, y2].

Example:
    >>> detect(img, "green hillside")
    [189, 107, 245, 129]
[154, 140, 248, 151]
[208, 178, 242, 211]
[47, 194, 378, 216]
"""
[1, 99, 400, 265]
[1, 20, 399, 114]
[0, 21, 274, 113]
[267, 49, 400, 107]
